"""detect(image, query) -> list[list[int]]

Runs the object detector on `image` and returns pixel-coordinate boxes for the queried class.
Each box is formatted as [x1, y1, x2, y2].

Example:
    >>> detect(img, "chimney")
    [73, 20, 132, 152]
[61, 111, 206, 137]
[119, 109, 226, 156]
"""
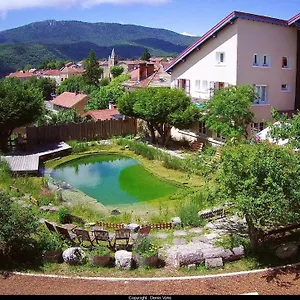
[108, 101, 114, 110]
[75, 90, 78, 95]
[138, 62, 147, 81]
[146, 63, 155, 77]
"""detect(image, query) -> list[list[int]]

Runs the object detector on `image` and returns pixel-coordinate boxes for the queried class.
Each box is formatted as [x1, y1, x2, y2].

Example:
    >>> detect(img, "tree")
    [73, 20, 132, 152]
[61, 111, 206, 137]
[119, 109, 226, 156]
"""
[0, 77, 43, 152]
[56, 76, 87, 95]
[118, 87, 202, 146]
[216, 142, 300, 252]
[24, 76, 56, 100]
[268, 109, 300, 150]
[86, 84, 126, 111]
[200, 85, 255, 141]
[140, 48, 151, 61]
[110, 66, 124, 78]
[83, 50, 103, 86]
[35, 108, 86, 126]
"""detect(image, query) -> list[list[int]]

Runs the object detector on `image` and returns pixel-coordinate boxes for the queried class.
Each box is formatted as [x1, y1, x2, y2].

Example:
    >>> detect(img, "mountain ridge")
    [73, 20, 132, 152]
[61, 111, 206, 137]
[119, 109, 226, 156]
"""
[0, 20, 199, 77]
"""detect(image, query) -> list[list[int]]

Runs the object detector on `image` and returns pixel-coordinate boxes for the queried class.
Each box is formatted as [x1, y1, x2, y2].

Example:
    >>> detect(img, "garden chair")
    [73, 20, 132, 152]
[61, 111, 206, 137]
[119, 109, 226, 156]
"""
[44, 220, 58, 234]
[74, 227, 96, 248]
[131, 225, 151, 244]
[55, 225, 78, 246]
[113, 228, 131, 250]
[92, 228, 115, 249]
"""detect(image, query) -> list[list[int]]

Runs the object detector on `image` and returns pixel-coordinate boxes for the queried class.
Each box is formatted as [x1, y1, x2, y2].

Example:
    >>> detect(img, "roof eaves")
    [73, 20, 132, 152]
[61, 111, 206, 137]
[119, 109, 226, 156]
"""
[288, 13, 300, 26]
[165, 10, 289, 73]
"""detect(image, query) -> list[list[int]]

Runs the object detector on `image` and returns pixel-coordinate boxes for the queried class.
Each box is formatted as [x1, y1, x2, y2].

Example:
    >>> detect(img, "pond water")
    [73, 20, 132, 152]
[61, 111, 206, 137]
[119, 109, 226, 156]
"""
[49, 154, 178, 206]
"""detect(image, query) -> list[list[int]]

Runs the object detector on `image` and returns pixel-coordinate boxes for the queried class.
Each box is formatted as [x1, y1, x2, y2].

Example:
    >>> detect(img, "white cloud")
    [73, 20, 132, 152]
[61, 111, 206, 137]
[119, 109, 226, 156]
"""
[181, 32, 197, 37]
[0, 0, 171, 11]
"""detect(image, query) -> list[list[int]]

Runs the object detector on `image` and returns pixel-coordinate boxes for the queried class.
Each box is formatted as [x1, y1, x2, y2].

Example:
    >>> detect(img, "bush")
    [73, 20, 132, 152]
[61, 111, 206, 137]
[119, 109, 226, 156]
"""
[0, 191, 41, 267]
[37, 229, 65, 251]
[132, 236, 159, 258]
[57, 208, 72, 224]
[90, 245, 110, 256]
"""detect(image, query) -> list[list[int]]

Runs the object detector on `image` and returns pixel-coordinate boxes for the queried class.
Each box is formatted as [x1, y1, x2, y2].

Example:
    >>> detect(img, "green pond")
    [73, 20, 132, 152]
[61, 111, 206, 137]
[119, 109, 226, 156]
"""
[49, 154, 178, 206]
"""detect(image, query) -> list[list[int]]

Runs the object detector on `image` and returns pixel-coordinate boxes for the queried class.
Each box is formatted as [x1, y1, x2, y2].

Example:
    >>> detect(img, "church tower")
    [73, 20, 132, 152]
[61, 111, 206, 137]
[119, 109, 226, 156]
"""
[108, 48, 117, 68]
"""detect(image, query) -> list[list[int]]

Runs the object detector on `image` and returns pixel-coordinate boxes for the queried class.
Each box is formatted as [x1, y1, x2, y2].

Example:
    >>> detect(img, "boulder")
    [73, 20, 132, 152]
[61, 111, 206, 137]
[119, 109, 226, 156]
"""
[202, 247, 233, 261]
[171, 217, 181, 228]
[229, 245, 245, 261]
[176, 249, 203, 267]
[62, 247, 86, 265]
[205, 257, 223, 268]
[275, 242, 299, 260]
[115, 250, 132, 270]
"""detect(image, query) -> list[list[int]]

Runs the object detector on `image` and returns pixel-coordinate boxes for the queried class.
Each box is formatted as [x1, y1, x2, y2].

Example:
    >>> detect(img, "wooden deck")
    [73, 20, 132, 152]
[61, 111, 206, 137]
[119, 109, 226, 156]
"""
[1, 142, 72, 174]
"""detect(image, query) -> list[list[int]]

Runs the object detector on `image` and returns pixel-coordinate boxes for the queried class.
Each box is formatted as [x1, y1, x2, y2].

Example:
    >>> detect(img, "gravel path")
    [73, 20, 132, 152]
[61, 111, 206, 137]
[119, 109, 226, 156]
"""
[1, 265, 300, 295]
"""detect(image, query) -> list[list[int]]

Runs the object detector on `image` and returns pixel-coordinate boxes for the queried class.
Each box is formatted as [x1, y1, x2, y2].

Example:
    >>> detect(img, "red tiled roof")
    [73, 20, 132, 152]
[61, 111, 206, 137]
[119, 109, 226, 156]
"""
[41, 69, 61, 76]
[82, 108, 122, 121]
[61, 67, 85, 74]
[50, 92, 89, 108]
[6, 71, 35, 78]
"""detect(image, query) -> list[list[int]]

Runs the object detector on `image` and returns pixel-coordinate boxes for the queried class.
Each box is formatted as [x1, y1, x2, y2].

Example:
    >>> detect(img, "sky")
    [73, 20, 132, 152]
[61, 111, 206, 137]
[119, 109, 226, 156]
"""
[0, 0, 299, 36]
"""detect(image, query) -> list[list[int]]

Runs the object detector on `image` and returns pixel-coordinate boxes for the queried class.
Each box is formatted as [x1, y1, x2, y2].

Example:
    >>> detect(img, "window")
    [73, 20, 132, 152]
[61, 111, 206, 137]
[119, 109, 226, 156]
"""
[281, 84, 290, 92]
[195, 80, 201, 91]
[282, 57, 290, 69]
[250, 122, 265, 134]
[262, 55, 271, 67]
[202, 80, 208, 91]
[254, 85, 268, 104]
[199, 122, 207, 135]
[253, 54, 259, 66]
[178, 79, 191, 95]
[216, 52, 225, 64]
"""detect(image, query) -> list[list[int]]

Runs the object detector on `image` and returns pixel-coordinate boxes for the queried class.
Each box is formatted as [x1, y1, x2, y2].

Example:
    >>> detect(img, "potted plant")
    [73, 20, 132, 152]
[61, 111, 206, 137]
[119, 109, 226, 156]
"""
[90, 245, 111, 267]
[132, 236, 160, 268]
[39, 231, 65, 263]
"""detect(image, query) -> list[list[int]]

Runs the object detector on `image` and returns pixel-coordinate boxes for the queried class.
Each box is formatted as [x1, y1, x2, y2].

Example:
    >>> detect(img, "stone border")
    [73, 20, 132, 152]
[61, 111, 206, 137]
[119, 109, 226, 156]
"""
[9, 262, 300, 282]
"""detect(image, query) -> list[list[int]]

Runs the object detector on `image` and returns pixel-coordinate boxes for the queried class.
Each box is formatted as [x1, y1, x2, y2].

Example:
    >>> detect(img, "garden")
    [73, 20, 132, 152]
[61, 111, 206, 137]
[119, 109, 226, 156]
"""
[1, 135, 300, 278]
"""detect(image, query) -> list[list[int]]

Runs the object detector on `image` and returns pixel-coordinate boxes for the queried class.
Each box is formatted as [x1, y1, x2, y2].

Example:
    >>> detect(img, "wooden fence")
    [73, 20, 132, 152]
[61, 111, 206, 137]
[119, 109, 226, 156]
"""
[25, 118, 137, 149]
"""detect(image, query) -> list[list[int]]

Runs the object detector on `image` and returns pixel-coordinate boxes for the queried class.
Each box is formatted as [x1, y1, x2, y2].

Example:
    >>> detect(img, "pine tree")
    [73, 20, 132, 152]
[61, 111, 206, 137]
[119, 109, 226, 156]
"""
[140, 48, 151, 61]
[83, 50, 103, 86]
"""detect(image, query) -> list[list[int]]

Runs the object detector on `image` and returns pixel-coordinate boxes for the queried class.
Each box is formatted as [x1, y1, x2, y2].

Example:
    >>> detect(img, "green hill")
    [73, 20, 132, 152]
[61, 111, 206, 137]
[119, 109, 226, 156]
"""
[0, 20, 198, 77]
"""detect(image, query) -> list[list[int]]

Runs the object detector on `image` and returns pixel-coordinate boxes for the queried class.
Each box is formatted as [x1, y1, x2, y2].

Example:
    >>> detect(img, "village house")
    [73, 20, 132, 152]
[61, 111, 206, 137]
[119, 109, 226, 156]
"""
[6, 70, 36, 81]
[50, 91, 90, 115]
[165, 11, 300, 144]
[83, 102, 124, 121]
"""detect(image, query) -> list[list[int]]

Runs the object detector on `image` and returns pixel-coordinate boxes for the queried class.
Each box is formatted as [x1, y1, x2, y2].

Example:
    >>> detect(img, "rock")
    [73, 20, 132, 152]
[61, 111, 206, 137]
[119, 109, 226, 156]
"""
[115, 250, 132, 270]
[173, 230, 187, 237]
[205, 257, 223, 268]
[124, 223, 140, 232]
[275, 242, 299, 260]
[173, 239, 186, 246]
[187, 264, 196, 270]
[229, 245, 245, 261]
[62, 247, 86, 265]
[171, 217, 181, 227]
[202, 247, 232, 260]
[111, 209, 121, 215]
[176, 249, 203, 267]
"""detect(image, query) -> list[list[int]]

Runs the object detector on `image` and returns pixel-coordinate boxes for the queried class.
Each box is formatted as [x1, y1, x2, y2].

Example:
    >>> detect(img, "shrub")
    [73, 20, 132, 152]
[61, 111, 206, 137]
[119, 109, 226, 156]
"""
[90, 245, 110, 256]
[132, 236, 159, 258]
[37, 229, 65, 251]
[57, 208, 72, 224]
[0, 191, 40, 267]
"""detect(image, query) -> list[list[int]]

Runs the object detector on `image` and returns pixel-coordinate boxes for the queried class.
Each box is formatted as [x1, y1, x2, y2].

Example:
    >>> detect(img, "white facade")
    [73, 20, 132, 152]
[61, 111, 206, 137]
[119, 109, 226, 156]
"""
[170, 22, 238, 102]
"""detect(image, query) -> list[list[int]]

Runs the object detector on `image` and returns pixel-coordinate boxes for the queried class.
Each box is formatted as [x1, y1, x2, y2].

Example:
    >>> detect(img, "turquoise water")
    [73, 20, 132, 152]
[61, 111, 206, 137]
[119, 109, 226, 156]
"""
[50, 154, 177, 206]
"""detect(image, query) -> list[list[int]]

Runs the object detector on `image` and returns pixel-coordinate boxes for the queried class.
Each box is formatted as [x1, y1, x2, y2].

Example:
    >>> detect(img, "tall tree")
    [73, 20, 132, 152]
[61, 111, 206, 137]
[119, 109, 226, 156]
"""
[0, 77, 43, 152]
[216, 142, 300, 252]
[118, 87, 201, 146]
[140, 48, 151, 61]
[24, 76, 56, 100]
[83, 50, 103, 86]
[110, 66, 124, 78]
[200, 85, 255, 141]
